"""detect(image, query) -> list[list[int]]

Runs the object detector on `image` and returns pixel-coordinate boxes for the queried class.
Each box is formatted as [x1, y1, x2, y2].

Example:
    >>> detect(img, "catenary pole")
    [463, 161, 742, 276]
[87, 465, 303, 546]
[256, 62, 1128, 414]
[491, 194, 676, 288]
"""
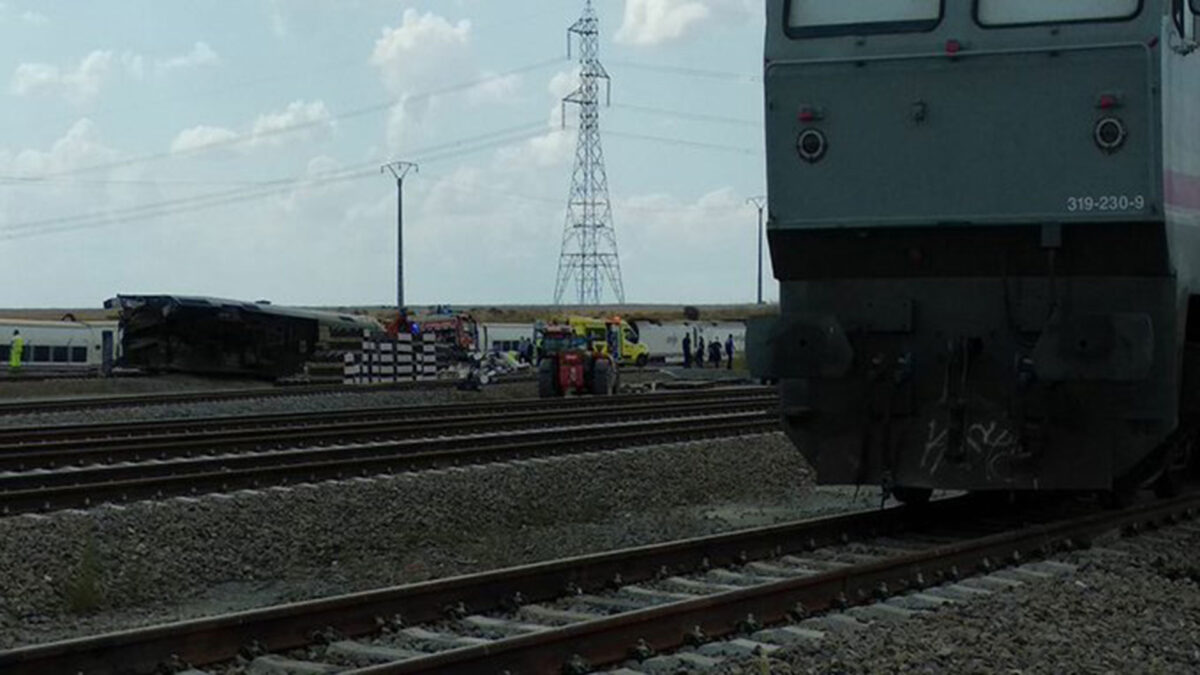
[747, 196, 767, 305]
[381, 161, 418, 312]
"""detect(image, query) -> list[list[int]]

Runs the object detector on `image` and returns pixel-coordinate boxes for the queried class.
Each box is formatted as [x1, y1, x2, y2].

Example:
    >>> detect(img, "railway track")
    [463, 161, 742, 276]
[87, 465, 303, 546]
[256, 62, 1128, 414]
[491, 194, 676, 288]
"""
[0, 373, 535, 417]
[0, 390, 778, 515]
[0, 387, 775, 454]
[4, 491, 1195, 675]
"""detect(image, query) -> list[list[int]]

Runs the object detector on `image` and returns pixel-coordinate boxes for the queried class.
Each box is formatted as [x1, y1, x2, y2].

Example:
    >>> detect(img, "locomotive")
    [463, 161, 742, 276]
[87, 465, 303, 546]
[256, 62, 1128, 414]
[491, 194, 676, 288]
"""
[750, 1, 1200, 501]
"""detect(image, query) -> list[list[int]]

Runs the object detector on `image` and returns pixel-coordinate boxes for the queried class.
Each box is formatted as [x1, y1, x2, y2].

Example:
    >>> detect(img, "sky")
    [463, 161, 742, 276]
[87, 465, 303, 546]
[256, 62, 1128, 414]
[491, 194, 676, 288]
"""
[0, 0, 774, 308]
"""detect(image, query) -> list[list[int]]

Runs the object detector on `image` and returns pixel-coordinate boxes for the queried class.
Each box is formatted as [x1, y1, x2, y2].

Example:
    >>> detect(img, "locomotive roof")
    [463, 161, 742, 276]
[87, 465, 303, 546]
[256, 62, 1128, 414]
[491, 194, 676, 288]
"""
[105, 295, 383, 331]
[0, 318, 118, 329]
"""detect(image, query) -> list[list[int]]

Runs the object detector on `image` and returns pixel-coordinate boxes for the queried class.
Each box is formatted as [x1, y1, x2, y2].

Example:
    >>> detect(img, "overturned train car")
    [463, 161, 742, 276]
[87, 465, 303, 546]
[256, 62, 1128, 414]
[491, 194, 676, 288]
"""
[751, 1, 1200, 499]
[107, 295, 381, 379]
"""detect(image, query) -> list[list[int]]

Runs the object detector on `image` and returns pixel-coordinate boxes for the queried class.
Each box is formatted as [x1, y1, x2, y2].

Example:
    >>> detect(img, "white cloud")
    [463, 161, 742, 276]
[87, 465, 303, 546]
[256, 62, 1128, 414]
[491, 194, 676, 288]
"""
[369, 9, 478, 152]
[250, 100, 334, 147]
[496, 128, 574, 170]
[155, 42, 220, 76]
[267, 0, 288, 38]
[169, 125, 239, 153]
[370, 9, 472, 94]
[615, 187, 771, 302]
[616, 0, 711, 46]
[493, 69, 580, 170]
[21, 10, 47, 25]
[9, 42, 220, 103]
[169, 100, 334, 155]
[10, 50, 114, 103]
[466, 72, 521, 106]
[5, 118, 118, 175]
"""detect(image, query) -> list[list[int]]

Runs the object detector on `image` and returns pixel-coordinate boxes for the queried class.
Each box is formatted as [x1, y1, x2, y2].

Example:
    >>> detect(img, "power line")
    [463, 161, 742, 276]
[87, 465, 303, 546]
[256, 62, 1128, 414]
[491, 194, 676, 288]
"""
[419, 167, 751, 216]
[602, 128, 760, 156]
[608, 59, 760, 84]
[0, 123, 551, 240]
[611, 102, 760, 127]
[29, 57, 566, 179]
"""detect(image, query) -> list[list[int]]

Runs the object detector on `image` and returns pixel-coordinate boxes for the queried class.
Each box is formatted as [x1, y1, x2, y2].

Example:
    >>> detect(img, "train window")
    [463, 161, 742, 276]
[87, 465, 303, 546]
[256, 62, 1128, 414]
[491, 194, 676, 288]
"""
[52, 346, 69, 362]
[785, 0, 942, 37]
[0, 346, 8, 360]
[32, 345, 50, 362]
[976, 0, 1140, 26]
[71, 346, 88, 363]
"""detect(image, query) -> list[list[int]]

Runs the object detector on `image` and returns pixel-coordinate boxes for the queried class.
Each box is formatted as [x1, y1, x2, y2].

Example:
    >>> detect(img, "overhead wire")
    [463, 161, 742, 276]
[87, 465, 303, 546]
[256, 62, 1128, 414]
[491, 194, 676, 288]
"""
[607, 59, 760, 84]
[24, 57, 566, 179]
[2, 119, 757, 241]
[610, 102, 761, 128]
[0, 122, 551, 240]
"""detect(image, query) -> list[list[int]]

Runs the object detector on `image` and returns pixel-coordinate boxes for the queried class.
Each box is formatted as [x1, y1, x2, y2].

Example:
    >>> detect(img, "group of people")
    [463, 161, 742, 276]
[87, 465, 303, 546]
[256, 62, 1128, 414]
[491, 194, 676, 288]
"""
[515, 337, 536, 364]
[681, 333, 734, 369]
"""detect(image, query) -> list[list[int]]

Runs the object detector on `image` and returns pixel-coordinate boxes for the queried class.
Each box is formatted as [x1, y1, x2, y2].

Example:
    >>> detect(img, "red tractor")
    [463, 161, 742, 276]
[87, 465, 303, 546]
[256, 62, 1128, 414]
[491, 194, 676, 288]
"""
[536, 324, 617, 398]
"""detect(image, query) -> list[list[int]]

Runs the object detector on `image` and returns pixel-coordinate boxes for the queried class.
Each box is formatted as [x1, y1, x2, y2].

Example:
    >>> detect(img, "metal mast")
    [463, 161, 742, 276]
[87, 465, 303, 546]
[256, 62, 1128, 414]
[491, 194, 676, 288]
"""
[554, 0, 625, 305]
[381, 161, 418, 312]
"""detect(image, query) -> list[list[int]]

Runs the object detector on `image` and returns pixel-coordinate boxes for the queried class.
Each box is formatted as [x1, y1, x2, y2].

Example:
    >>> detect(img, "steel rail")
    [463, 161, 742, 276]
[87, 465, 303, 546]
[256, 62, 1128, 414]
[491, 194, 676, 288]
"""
[0, 387, 775, 447]
[357, 492, 1200, 675]
[0, 374, 535, 416]
[0, 412, 779, 514]
[0, 404, 774, 486]
[6, 491, 1188, 675]
[0, 497, 961, 675]
[0, 394, 778, 472]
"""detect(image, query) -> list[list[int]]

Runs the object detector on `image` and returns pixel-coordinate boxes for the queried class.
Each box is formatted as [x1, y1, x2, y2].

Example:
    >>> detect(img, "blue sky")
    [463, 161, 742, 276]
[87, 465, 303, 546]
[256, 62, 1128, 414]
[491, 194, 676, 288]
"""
[0, 0, 774, 308]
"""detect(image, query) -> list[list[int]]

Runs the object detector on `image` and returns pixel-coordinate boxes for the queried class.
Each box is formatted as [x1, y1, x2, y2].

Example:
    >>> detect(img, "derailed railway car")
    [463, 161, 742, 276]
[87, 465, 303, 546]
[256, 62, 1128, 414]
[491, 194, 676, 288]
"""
[751, 1, 1200, 501]
[107, 295, 382, 379]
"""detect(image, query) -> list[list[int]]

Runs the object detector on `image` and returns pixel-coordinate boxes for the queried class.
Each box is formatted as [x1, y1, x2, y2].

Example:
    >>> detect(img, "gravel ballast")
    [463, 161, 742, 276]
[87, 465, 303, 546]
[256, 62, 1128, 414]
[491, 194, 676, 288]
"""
[0, 370, 674, 428]
[0, 432, 832, 649]
[715, 511, 1200, 674]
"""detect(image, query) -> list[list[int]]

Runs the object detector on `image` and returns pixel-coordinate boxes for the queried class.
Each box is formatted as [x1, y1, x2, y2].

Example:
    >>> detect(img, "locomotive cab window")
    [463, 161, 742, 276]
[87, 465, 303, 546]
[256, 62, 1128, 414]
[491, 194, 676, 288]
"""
[976, 0, 1141, 26]
[785, 0, 942, 37]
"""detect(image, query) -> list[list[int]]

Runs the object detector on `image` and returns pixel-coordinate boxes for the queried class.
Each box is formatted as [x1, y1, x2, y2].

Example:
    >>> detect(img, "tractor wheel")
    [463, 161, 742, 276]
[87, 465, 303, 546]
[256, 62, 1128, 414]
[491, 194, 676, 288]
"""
[592, 359, 615, 396]
[538, 359, 558, 398]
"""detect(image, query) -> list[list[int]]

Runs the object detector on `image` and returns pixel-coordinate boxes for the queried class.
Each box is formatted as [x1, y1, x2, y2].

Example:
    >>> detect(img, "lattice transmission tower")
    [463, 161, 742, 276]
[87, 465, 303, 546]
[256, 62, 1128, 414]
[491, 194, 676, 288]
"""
[554, 0, 625, 305]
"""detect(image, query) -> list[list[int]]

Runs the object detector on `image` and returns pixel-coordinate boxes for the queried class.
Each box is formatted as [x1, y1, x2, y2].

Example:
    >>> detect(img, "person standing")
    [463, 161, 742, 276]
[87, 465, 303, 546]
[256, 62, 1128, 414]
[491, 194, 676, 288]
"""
[709, 338, 721, 369]
[682, 333, 692, 368]
[8, 329, 23, 374]
[725, 334, 735, 370]
[695, 336, 705, 369]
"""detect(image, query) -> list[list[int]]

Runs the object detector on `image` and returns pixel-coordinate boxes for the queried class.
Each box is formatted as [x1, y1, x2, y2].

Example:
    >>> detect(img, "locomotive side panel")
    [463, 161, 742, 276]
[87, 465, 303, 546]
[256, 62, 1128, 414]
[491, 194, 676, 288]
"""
[758, 1, 1194, 493]
[766, 47, 1160, 228]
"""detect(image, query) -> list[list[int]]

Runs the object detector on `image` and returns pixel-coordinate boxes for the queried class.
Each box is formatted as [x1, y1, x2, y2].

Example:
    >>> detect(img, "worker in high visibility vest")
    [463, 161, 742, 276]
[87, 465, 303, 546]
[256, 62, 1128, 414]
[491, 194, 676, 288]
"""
[9, 329, 23, 373]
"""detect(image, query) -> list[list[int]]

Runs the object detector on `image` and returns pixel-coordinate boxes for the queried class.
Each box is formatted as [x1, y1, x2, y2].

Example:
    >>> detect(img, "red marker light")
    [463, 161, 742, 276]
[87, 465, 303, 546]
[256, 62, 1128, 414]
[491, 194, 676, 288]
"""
[1098, 94, 1119, 110]
[945, 39, 962, 55]
[799, 109, 816, 122]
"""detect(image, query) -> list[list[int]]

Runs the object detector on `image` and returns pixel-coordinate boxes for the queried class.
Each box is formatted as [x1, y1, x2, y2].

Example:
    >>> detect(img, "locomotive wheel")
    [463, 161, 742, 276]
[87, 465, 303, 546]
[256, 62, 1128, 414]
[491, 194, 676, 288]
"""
[891, 486, 932, 505]
[537, 360, 558, 398]
[1155, 436, 1193, 499]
